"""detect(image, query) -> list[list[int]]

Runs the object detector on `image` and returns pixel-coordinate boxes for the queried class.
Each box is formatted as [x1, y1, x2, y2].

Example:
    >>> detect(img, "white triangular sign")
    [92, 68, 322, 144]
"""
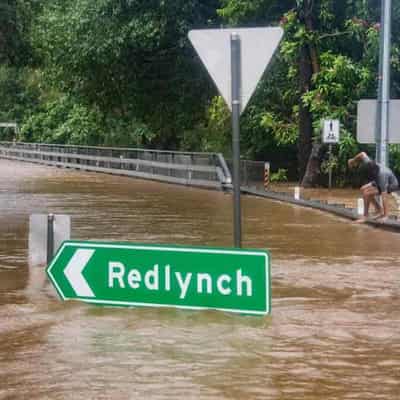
[189, 27, 284, 114]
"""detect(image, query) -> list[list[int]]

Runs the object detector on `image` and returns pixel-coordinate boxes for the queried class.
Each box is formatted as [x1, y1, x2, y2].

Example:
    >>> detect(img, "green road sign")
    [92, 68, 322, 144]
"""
[47, 241, 271, 315]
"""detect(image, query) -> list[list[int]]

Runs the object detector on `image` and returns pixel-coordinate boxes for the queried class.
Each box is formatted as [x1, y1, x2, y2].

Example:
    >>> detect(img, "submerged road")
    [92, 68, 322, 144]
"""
[1, 159, 399, 399]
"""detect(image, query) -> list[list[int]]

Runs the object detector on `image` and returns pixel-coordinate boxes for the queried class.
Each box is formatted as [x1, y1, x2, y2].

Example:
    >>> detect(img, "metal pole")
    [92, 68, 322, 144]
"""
[377, 0, 392, 167]
[328, 144, 332, 189]
[375, 2, 384, 162]
[231, 33, 242, 248]
[243, 160, 248, 187]
[375, 6, 385, 162]
[47, 214, 54, 265]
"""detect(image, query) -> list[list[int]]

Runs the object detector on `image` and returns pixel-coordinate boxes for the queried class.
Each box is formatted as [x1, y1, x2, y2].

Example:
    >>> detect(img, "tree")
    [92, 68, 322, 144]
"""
[218, 0, 386, 185]
[0, 1, 40, 133]
[31, 0, 220, 148]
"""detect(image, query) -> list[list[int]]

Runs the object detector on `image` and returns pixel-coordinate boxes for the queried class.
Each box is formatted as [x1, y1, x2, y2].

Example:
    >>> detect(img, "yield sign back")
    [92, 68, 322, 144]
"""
[189, 27, 284, 113]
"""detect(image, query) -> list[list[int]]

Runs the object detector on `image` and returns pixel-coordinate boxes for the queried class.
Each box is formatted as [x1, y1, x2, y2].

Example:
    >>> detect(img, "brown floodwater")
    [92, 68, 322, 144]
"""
[0, 159, 399, 400]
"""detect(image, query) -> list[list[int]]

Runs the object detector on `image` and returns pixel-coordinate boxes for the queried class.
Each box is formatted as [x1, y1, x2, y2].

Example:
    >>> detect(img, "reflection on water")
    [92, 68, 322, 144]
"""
[0, 159, 399, 399]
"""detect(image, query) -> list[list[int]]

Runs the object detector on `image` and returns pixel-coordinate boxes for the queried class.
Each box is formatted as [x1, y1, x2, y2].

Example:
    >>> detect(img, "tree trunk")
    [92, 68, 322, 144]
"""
[298, 44, 314, 183]
[298, 0, 321, 186]
[301, 143, 322, 187]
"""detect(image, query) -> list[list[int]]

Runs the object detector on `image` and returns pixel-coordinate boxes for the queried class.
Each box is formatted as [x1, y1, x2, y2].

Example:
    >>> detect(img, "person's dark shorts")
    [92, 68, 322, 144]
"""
[387, 182, 399, 193]
[377, 171, 399, 193]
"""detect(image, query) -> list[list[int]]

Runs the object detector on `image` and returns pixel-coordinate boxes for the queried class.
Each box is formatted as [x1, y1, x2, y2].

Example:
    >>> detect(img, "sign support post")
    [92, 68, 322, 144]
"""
[328, 143, 333, 189]
[231, 33, 242, 248]
[323, 119, 340, 189]
[47, 214, 55, 265]
[376, 0, 392, 167]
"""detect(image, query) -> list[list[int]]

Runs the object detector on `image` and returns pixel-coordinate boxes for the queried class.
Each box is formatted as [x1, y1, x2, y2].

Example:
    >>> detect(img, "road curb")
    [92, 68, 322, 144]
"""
[242, 187, 400, 232]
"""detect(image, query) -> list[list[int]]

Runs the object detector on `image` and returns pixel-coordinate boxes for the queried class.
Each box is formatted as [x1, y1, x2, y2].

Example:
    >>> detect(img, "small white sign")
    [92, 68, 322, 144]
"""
[29, 214, 71, 266]
[323, 120, 340, 144]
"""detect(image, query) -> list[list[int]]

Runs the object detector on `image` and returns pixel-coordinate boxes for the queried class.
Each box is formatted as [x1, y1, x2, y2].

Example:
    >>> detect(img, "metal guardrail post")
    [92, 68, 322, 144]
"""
[216, 153, 232, 188]
[47, 214, 54, 265]
[243, 160, 248, 187]
[264, 162, 270, 191]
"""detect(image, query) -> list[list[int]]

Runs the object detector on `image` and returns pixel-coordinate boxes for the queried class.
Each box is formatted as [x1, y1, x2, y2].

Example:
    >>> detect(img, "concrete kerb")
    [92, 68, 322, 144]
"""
[242, 186, 400, 233]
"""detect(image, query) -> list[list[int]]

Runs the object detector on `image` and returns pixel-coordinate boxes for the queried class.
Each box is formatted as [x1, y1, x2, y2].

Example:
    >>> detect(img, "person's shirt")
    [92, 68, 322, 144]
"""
[360, 153, 398, 193]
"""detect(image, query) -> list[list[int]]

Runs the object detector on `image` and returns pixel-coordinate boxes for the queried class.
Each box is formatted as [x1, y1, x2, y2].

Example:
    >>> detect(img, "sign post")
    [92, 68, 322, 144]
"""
[231, 33, 242, 248]
[188, 27, 283, 247]
[322, 119, 340, 189]
[47, 241, 271, 316]
[376, 0, 392, 167]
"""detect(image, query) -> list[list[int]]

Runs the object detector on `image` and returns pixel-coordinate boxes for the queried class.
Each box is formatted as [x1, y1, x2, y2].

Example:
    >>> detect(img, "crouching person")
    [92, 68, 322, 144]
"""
[348, 152, 399, 222]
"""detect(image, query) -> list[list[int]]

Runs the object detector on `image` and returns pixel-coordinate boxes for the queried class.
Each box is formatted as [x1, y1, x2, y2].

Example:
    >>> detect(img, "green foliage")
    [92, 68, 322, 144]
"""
[0, 65, 39, 125]
[320, 154, 338, 175]
[218, 0, 293, 25]
[329, 130, 360, 186]
[0, 0, 39, 67]
[270, 168, 288, 183]
[181, 96, 231, 153]
[218, 0, 268, 23]
[20, 94, 157, 147]
[31, 0, 220, 148]
[302, 52, 374, 124]
[260, 111, 297, 146]
[102, 117, 156, 148]
[201, 96, 231, 153]
[338, 130, 359, 164]
[21, 95, 104, 144]
[389, 145, 400, 177]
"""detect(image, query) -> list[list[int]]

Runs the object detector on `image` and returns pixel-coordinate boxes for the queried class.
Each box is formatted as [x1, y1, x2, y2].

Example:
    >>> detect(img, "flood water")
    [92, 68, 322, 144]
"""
[0, 158, 399, 399]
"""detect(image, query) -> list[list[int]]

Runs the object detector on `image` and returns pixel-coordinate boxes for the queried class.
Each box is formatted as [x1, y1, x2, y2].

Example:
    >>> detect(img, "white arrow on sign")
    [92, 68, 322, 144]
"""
[189, 27, 284, 114]
[64, 249, 95, 297]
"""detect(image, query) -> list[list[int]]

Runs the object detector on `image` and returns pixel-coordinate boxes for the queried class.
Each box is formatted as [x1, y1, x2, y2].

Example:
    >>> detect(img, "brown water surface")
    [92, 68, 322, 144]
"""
[0, 159, 399, 399]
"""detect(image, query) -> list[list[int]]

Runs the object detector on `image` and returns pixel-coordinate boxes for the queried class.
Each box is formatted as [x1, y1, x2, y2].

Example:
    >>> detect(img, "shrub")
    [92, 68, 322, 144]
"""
[270, 168, 288, 183]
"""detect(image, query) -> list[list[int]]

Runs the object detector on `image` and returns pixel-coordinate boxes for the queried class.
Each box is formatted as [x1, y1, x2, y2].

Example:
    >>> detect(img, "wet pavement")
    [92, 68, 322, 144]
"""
[0, 159, 399, 399]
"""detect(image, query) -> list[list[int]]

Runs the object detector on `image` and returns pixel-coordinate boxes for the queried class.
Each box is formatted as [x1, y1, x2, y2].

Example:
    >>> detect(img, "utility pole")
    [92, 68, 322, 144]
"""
[376, 0, 392, 167]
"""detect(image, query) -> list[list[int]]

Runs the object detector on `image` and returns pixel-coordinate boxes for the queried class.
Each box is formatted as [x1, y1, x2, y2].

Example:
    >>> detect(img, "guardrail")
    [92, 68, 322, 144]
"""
[226, 159, 267, 189]
[0, 142, 232, 190]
